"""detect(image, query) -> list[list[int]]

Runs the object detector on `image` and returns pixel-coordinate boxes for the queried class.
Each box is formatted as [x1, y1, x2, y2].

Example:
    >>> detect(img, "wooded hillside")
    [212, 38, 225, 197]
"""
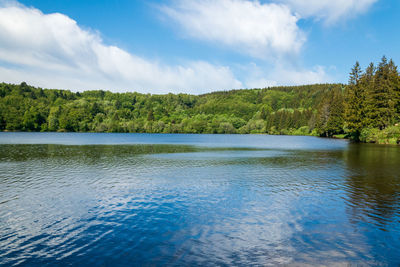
[1, 57, 399, 143]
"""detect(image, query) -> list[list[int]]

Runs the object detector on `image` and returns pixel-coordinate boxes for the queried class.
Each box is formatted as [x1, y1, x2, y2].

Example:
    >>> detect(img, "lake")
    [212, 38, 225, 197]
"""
[0, 132, 399, 265]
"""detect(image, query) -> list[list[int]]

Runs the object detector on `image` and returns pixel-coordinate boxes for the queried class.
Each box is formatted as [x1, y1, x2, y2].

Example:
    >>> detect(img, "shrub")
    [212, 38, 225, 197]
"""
[359, 128, 380, 143]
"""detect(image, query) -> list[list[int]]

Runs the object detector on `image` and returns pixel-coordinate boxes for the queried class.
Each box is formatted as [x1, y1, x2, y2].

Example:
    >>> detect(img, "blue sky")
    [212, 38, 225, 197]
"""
[0, 0, 399, 94]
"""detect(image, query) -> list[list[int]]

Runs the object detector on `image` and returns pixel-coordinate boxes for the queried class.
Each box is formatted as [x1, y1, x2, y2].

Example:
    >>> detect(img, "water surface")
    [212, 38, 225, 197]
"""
[0, 133, 399, 265]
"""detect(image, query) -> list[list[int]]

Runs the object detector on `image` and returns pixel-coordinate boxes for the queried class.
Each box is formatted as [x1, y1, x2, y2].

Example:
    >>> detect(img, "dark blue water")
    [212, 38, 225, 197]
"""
[0, 133, 399, 265]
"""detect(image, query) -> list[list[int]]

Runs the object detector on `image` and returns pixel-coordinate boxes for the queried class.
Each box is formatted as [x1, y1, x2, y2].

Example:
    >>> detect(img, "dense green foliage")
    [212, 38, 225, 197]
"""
[344, 57, 400, 143]
[0, 57, 399, 144]
[0, 81, 342, 135]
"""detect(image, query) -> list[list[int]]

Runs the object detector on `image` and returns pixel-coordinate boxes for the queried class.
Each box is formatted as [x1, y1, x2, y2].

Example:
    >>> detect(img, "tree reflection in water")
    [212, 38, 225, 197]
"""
[344, 143, 400, 231]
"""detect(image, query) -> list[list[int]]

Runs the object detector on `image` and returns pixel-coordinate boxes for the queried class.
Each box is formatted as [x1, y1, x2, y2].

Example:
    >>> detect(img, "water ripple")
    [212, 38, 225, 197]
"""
[0, 137, 400, 265]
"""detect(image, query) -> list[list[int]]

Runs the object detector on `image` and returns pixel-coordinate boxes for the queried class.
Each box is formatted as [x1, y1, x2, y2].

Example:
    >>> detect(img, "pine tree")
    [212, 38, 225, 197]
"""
[345, 62, 364, 140]
[326, 89, 344, 136]
[316, 89, 344, 137]
[366, 56, 394, 129]
[316, 98, 330, 137]
[359, 63, 375, 127]
[388, 59, 400, 122]
[293, 110, 301, 128]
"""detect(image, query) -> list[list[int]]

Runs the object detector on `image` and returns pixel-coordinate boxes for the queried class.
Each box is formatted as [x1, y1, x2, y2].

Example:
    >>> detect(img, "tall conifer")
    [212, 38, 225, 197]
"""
[345, 62, 364, 140]
[388, 59, 400, 122]
[316, 88, 344, 137]
[366, 56, 393, 129]
[360, 63, 375, 127]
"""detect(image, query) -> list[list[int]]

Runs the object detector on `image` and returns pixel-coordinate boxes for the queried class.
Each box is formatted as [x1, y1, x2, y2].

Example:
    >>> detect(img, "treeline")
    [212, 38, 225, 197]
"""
[0, 56, 399, 143]
[311, 56, 400, 144]
[0, 82, 340, 135]
[344, 57, 400, 143]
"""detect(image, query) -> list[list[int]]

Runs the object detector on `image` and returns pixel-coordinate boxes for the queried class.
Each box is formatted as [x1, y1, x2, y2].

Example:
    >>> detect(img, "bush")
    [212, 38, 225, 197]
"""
[360, 126, 400, 144]
[385, 125, 400, 138]
[292, 126, 310, 136]
[359, 128, 380, 143]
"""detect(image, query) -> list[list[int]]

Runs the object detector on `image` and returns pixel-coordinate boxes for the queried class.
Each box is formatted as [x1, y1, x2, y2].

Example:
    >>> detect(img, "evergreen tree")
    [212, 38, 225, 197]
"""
[358, 63, 375, 128]
[388, 59, 400, 122]
[366, 56, 394, 129]
[315, 98, 331, 137]
[316, 89, 344, 137]
[326, 89, 344, 136]
[345, 62, 364, 140]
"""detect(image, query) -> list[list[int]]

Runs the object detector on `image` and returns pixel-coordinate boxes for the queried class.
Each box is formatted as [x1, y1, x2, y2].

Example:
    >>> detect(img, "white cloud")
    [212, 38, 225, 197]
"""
[0, 2, 242, 94]
[0, 1, 335, 94]
[277, 0, 378, 24]
[159, 0, 305, 60]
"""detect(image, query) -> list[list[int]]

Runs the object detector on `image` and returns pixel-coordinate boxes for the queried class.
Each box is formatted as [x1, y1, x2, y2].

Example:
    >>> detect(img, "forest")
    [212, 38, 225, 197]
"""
[0, 57, 399, 144]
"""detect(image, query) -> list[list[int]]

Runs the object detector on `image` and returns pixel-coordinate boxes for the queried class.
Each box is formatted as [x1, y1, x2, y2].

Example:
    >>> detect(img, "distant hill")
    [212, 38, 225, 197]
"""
[0, 82, 343, 136]
[1, 57, 399, 144]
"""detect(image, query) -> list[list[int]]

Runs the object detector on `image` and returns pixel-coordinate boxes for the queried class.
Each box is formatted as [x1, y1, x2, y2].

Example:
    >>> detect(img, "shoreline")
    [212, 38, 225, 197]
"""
[2, 130, 399, 145]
